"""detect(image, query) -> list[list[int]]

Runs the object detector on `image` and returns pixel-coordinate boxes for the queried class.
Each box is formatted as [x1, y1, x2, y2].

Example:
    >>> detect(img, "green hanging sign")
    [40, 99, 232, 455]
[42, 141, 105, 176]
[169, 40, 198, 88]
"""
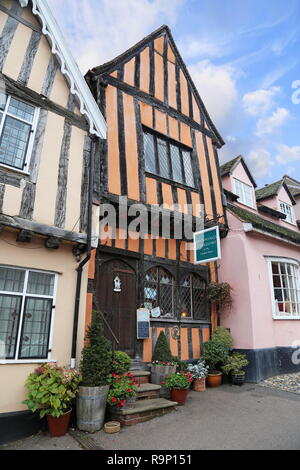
[193, 226, 221, 264]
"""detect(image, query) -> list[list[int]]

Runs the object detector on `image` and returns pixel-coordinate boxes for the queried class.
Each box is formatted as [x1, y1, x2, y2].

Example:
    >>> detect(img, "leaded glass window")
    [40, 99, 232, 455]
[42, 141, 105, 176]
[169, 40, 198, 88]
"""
[180, 274, 207, 319]
[269, 259, 300, 318]
[144, 267, 174, 318]
[0, 94, 38, 171]
[0, 266, 56, 361]
[143, 130, 195, 188]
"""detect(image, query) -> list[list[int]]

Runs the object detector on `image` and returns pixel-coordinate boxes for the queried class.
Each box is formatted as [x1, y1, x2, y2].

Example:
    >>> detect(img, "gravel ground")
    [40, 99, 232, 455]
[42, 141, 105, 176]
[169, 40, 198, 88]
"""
[261, 372, 300, 394]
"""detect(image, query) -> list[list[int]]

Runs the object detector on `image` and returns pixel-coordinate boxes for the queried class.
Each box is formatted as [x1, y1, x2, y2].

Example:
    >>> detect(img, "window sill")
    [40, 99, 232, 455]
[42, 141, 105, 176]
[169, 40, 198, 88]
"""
[0, 359, 57, 365]
[272, 316, 300, 321]
[145, 172, 197, 192]
[150, 317, 210, 324]
[0, 163, 30, 176]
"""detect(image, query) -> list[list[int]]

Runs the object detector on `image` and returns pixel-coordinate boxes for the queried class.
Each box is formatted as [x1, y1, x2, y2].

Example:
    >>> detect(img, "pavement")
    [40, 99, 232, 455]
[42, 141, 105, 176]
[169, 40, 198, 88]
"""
[2, 383, 300, 450]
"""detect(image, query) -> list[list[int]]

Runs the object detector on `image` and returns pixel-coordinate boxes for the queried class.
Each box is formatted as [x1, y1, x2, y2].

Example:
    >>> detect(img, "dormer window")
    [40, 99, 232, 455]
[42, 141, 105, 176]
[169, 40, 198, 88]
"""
[233, 178, 254, 208]
[280, 201, 294, 224]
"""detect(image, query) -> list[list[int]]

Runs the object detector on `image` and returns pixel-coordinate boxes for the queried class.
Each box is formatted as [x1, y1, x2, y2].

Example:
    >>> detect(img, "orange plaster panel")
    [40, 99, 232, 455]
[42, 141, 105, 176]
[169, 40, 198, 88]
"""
[180, 70, 189, 116]
[115, 228, 126, 249]
[154, 36, 164, 55]
[123, 93, 140, 201]
[144, 236, 153, 256]
[180, 122, 192, 148]
[140, 47, 150, 93]
[88, 249, 96, 280]
[170, 331, 179, 357]
[168, 44, 176, 63]
[180, 328, 189, 360]
[162, 183, 173, 209]
[191, 192, 201, 218]
[156, 238, 166, 258]
[168, 116, 179, 141]
[110, 70, 118, 78]
[100, 224, 113, 247]
[192, 95, 201, 124]
[180, 241, 188, 262]
[143, 328, 152, 362]
[168, 239, 177, 261]
[177, 188, 188, 214]
[192, 328, 201, 359]
[124, 58, 135, 86]
[195, 131, 213, 219]
[146, 178, 158, 205]
[128, 233, 140, 253]
[140, 101, 153, 128]
[155, 109, 167, 135]
[168, 61, 177, 109]
[85, 293, 93, 340]
[202, 328, 210, 343]
[106, 86, 121, 195]
[154, 52, 164, 102]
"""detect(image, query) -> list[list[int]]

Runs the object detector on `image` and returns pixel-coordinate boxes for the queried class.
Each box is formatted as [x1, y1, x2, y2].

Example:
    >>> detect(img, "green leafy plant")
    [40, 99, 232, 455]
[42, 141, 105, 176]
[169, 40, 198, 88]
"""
[152, 331, 174, 363]
[80, 310, 112, 387]
[222, 352, 249, 376]
[107, 372, 139, 408]
[202, 339, 229, 372]
[23, 363, 81, 418]
[207, 282, 232, 307]
[111, 351, 132, 374]
[212, 327, 233, 350]
[172, 357, 188, 372]
[163, 372, 193, 390]
[187, 360, 209, 379]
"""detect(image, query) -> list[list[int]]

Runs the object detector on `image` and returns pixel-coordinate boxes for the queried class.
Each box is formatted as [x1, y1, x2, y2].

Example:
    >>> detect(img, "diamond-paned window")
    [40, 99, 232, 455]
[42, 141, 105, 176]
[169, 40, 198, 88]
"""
[144, 267, 174, 318]
[180, 274, 207, 319]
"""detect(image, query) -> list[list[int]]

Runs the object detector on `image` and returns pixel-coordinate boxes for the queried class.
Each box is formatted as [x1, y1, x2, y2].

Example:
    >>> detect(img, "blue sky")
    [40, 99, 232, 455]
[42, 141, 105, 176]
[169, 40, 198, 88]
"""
[48, 0, 300, 188]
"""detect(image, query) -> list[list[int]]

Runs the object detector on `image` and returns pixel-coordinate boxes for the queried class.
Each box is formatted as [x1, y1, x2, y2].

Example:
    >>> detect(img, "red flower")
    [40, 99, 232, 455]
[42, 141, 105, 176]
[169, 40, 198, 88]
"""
[126, 388, 132, 393]
[111, 397, 117, 403]
[111, 373, 117, 377]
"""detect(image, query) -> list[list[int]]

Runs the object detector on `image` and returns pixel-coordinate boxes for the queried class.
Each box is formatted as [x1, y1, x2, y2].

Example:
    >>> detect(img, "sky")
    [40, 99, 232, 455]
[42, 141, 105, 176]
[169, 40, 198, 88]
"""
[48, 0, 300, 189]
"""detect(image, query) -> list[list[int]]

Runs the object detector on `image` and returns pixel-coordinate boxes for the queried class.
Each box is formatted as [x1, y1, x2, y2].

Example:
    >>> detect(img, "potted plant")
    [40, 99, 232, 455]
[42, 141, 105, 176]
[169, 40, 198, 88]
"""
[77, 310, 112, 432]
[222, 352, 249, 386]
[107, 373, 139, 411]
[111, 351, 132, 375]
[202, 339, 229, 387]
[212, 327, 233, 350]
[163, 371, 193, 405]
[187, 360, 209, 392]
[23, 363, 81, 437]
[150, 332, 176, 390]
[207, 282, 233, 309]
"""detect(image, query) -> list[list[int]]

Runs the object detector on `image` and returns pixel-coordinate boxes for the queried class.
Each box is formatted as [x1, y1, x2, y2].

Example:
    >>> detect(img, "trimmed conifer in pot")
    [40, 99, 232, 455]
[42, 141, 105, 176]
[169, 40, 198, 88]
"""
[151, 332, 176, 393]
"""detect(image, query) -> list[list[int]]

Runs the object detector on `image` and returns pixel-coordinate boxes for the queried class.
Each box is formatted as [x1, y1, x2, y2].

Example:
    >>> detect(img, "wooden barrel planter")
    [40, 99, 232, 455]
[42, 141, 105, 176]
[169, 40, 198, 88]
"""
[76, 385, 109, 433]
[150, 364, 177, 399]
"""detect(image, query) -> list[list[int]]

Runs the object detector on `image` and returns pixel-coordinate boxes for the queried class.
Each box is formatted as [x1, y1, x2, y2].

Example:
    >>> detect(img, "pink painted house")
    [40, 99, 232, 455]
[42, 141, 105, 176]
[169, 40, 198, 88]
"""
[220, 156, 300, 382]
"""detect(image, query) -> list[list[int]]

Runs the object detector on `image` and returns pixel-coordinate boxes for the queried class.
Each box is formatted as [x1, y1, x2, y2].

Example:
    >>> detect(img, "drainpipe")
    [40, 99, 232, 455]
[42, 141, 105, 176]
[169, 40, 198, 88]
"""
[71, 136, 95, 369]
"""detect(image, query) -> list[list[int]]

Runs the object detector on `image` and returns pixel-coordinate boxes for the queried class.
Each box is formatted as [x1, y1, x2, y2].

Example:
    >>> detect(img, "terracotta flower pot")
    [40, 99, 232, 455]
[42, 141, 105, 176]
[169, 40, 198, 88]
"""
[170, 388, 189, 405]
[47, 409, 72, 437]
[206, 372, 222, 388]
[192, 377, 206, 392]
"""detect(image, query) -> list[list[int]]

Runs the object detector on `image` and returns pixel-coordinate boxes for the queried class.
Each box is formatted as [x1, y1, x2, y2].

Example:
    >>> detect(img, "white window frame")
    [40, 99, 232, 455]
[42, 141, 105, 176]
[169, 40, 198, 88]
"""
[0, 94, 40, 174]
[0, 265, 58, 364]
[233, 178, 254, 208]
[267, 257, 300, 320]
[279, 200, 294, 225]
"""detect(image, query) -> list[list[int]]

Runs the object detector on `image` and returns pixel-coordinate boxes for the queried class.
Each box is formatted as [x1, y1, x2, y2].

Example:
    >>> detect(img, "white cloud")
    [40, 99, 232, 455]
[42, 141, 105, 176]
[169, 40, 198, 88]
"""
[48, 0, 184, 72]
[276, 144, 300, 164]
[226, 135, 237, 142]
[178, 37, 225, 60]
[188, 60, 238, 127]
[247, 148, 273, 178]
[242, 86, 280, 116]
[255, 107, 290, 136]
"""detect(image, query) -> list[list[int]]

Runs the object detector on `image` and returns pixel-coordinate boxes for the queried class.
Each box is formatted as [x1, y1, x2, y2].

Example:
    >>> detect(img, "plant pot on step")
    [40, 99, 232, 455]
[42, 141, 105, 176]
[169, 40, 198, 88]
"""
[77, 385, 110, 432]
[231, 372, 246, 386]
[47, 409, 72, 437]
[193, 377, 206, 392]
[206, 371, 222, 388]
[171, 388, 189, 405]
[150, 364, 177, 386]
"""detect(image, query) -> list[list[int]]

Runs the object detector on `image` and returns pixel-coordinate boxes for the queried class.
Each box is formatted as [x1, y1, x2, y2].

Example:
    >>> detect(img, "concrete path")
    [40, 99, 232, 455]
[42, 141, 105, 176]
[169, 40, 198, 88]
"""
[2, 384, 300, 450]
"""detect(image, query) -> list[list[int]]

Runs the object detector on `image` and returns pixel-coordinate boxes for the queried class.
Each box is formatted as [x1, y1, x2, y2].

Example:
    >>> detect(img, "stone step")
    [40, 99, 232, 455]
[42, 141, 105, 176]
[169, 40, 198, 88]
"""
[109, 398, 178, 426]
[131, 370, 150, 385]
[137, 383, 161, 400]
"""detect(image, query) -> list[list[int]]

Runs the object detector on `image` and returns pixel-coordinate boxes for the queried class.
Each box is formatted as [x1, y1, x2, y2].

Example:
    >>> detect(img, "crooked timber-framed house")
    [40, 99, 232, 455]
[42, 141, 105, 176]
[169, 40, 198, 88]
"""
[0, 0, 106, 442]
[85, 25, 228, 366]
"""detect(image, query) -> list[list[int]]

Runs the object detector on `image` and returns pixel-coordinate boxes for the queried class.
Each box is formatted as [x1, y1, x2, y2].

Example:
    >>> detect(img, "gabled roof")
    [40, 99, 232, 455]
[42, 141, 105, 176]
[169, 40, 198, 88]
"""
[283, 175, 300, 198]
[255, 179, 296, 205]
[19, 0, 106, 138]
[220, 155, 257, 188]
[89, 25, 224, 148]
[228, 203, 300, 245]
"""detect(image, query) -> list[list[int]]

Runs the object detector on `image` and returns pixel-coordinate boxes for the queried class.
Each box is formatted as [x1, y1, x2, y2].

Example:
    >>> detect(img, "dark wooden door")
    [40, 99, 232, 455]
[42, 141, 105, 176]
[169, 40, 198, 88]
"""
[95, 259, 136, 357]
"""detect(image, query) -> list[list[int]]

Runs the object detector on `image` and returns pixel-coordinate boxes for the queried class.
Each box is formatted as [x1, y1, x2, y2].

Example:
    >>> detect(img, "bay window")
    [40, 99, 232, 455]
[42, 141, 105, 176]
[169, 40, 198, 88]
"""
[0, 266, 57, 361]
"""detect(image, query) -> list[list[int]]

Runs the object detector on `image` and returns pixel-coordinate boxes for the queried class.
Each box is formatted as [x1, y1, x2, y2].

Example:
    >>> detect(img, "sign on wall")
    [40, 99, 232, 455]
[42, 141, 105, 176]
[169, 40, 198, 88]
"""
[193, 226, 221, 264]
[137, 308, 150, 339]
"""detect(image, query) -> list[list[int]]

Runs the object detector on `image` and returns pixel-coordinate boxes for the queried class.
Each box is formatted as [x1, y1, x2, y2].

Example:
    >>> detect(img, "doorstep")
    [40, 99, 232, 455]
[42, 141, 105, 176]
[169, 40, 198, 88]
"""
[109, 398, 178, 426]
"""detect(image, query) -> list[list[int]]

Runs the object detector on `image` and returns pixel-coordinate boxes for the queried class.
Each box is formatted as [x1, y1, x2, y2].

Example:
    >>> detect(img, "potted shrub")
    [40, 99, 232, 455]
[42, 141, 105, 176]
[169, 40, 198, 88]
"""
[150, 332, 176, 389]
[107, 373, 139, 411]
[212, 327, 233, 350]
[23, 363, 81, 437]
[202, 339, 229, 387]
[77, 310, 112, 432]
[163, 372, 193, 405]
[187, 360, 209, 392]
[222, 352, 249, 386]
[111, 351, 132, 375]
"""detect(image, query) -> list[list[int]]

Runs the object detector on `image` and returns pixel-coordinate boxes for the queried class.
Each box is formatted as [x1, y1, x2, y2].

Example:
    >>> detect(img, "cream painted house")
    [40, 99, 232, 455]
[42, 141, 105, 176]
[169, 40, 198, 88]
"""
[0, 0, 106, 443]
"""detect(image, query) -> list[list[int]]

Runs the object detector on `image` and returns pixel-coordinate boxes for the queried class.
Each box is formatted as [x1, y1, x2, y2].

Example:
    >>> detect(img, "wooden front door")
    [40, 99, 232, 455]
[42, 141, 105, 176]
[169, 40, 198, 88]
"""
[95, 259, 136, 357]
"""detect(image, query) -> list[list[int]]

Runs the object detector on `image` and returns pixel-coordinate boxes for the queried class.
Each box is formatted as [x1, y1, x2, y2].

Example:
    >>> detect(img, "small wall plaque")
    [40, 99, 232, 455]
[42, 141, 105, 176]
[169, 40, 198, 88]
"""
[113, 275, 121, 292]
